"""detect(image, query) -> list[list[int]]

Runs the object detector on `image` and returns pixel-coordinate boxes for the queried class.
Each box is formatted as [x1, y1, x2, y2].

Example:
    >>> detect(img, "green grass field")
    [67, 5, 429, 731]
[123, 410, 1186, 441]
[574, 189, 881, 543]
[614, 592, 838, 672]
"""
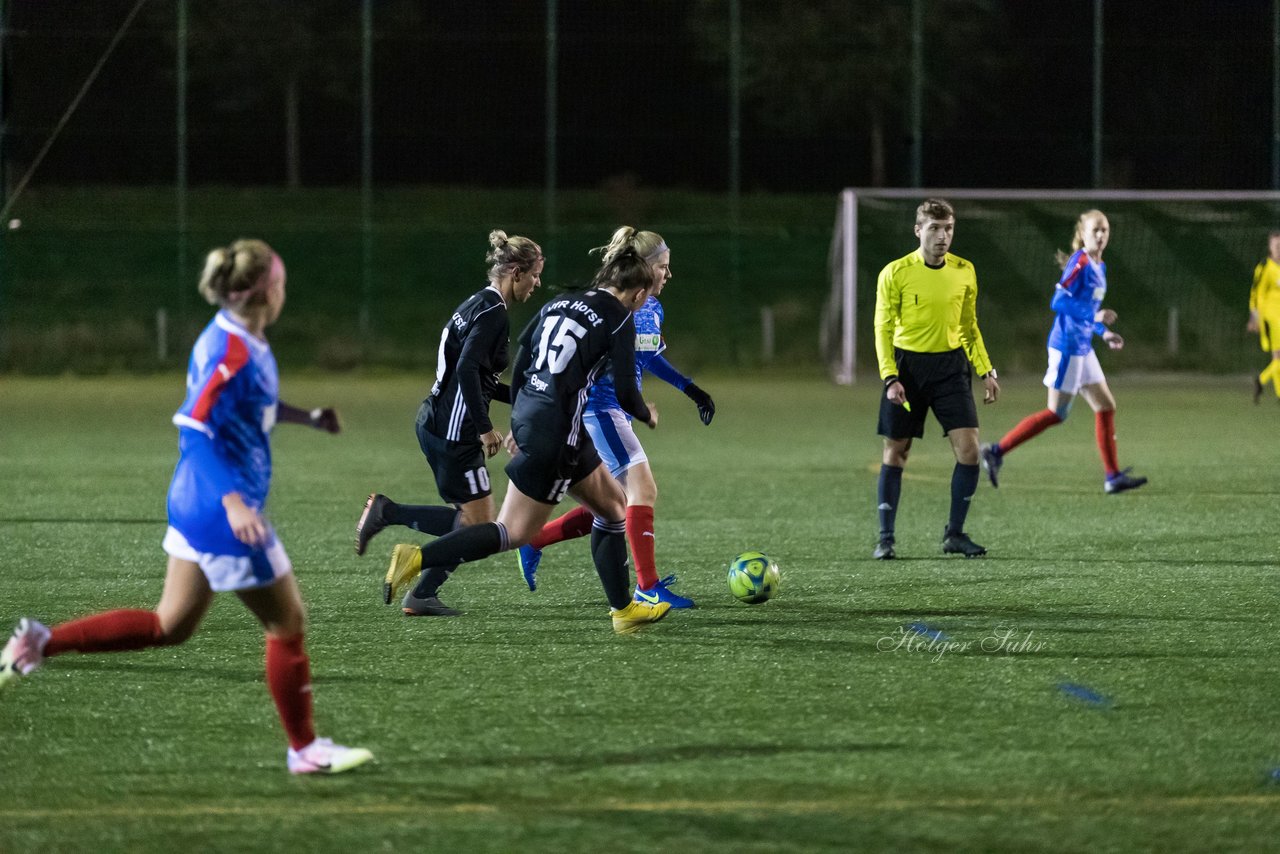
[2, 372, 1278, 852]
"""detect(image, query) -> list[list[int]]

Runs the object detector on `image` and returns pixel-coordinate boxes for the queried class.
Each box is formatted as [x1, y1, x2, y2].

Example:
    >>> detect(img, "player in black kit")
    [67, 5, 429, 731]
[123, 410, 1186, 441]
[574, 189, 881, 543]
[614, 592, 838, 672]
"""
[354, 231, 543, 612]
[383, 248, 672, 634]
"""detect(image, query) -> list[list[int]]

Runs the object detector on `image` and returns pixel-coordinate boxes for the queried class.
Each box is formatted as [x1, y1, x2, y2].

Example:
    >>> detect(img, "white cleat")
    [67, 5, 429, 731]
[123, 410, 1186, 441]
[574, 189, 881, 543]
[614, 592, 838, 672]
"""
[0, 618, 51, 690]
[287, 737, 374, 775]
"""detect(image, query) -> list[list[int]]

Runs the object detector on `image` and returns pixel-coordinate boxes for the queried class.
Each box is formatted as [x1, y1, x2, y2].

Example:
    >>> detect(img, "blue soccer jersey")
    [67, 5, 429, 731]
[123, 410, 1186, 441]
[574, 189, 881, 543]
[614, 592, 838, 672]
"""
[587, 296, 689, 415]
[168, 310, 279, 555]
[1047, 249, 1108, 356]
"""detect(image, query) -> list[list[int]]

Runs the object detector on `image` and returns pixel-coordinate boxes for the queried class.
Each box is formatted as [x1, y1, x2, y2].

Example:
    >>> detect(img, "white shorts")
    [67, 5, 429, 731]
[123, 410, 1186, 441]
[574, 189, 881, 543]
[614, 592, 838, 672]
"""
[1043, 347, 1105, 395]
[583, 408, 648, 478]
[163, 526, 293, 592]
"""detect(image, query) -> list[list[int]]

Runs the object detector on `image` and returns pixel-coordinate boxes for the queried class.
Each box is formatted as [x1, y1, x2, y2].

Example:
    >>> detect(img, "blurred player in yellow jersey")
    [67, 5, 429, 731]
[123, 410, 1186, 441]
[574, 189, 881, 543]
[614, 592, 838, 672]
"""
[1247, 229, 1280, 403]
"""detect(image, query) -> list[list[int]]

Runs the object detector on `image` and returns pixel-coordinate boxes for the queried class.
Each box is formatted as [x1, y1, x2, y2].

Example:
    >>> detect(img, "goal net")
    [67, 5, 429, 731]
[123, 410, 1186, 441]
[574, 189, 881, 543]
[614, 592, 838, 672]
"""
[823, 188, 1280, 383]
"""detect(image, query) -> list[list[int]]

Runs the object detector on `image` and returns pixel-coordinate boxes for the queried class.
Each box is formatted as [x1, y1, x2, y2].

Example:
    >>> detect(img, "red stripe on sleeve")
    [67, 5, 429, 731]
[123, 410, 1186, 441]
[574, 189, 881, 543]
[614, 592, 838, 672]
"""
[190, 334, 250, 423]
[1058, 252, 1089, 293]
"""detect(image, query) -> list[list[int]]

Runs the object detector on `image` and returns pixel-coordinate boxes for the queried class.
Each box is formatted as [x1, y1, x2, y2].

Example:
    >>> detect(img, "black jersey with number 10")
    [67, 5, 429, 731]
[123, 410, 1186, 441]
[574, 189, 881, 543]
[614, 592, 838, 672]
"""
[511, 288, 649, 447]
[423, 285, 509, 443]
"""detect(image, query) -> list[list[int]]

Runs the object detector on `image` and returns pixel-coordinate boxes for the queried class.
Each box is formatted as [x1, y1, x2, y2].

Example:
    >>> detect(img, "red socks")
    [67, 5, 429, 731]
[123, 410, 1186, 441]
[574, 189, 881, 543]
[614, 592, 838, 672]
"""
[531, 505, 594, 550]
[530, 503, 661, 591]
[266, 633, 316, 751]
[1095, 409, 1119, 476]
[45, 611, 315, 751]
[45, 609, 167, 656]
[997, 409, 1063, 454]
[626, 505, 659, 591]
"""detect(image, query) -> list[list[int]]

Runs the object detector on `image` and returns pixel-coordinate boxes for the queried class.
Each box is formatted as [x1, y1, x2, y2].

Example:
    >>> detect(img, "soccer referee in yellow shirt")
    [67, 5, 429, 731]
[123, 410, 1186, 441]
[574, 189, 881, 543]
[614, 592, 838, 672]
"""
[872, 198, 1000, 560]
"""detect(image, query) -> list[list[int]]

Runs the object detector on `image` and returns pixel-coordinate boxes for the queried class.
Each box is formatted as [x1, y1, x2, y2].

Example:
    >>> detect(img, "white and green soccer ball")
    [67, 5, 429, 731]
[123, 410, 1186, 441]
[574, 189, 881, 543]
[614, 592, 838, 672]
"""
[727, 551, 781, 604]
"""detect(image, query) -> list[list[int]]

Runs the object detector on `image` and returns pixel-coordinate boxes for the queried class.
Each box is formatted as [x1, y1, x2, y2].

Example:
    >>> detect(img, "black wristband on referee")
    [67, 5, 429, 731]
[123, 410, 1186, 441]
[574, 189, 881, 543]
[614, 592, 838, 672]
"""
[884, 375, 899, 388]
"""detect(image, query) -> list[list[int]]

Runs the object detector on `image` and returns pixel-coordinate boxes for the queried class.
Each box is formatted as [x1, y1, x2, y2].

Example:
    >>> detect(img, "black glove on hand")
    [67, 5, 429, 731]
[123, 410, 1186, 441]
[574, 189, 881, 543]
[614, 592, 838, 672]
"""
[683, 383, 715, 426]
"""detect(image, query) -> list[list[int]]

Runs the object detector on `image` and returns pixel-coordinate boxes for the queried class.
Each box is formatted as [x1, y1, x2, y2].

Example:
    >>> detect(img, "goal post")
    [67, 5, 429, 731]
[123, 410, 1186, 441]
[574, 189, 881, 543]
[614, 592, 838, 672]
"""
[823, 189, 857, 384]
[824, 188, 1280, 384]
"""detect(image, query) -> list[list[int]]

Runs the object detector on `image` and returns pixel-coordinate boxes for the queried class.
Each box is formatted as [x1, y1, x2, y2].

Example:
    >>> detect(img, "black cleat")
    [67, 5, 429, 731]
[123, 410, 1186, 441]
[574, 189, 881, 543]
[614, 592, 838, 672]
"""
[941, 529, 986, 558]
[873, 537, 896, 560]
[401, 592, 462, 617]
[1104, 468, 1148, 495]
[979, 443, 1003, 488]
[355, 493, 392, 556]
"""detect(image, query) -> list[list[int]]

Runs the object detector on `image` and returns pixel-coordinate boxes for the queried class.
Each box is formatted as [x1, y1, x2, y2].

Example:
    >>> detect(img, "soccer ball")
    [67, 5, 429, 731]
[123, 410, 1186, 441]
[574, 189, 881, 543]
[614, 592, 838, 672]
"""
[727, 551, 781, 604]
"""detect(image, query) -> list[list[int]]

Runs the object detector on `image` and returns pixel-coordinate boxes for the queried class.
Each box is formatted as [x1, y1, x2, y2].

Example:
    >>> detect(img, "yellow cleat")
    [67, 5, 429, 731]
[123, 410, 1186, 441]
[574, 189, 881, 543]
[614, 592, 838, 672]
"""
[383, 544, 422, 605]
[610, 599, 671, 635]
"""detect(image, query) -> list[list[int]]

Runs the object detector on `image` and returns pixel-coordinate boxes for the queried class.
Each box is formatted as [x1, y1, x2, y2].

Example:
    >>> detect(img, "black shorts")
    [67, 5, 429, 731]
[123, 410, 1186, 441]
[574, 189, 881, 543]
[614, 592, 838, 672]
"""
[416, 419, 492, 505]
[504, 419, 603, 506]
[877, 347, 979, 439]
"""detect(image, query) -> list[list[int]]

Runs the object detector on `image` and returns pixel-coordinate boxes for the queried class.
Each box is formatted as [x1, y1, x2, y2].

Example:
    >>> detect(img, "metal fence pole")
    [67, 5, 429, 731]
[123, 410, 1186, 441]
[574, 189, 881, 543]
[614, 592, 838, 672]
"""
[1273, 0, 1279, 190]
[0, 0, 6, 213]
[360, 0, 373, 340]
[729, 0, 742, 364]
[910, 0, 923, 187]
[0, 0, 6, 360]
[1092, 0, 1104, 187]
[545, 0, 558, 278]
[175, 0, 188, 348]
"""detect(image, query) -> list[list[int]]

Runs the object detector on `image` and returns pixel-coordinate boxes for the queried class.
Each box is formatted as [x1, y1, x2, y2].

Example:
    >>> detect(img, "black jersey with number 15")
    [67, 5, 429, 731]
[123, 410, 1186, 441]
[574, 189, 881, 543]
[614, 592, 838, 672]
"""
[511, 288, 649, 447]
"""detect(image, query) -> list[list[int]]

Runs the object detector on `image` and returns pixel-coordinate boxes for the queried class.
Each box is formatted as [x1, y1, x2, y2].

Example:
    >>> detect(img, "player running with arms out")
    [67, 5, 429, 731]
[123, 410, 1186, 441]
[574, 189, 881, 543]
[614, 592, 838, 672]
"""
[0, 240, 372, 774]
[980, 209, 1147, 495]
[382, 249, 672, 634]
[1246, 229, 1280, 403]
[515, 227, 713, 608]
[352, 231, 543, 615]
[873, 198, 999, 561]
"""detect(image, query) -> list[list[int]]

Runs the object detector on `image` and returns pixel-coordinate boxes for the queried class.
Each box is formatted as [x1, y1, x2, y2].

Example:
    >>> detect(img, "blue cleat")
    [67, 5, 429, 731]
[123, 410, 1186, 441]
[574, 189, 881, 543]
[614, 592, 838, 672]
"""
[517, 544, 542, 591]
[1104, 468, 1148, 495]
[633, 574, 696, 609]
[979, 443, 1003, 488]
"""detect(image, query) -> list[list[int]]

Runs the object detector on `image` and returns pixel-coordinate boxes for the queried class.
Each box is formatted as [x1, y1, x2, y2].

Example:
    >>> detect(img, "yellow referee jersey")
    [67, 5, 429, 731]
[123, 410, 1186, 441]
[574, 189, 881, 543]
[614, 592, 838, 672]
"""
[873, 249, 993, 380]
[1249, 256, 1280, 318]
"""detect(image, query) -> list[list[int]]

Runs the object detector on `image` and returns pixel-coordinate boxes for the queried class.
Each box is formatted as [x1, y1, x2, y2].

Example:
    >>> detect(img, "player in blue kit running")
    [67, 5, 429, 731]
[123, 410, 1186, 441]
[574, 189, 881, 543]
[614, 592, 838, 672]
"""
[515, 227, 713, 608]
[0, 240, 372, 774]
[351, 231, 543, 616]
[382, 249, 671, 634]
[981, 210, 1147, 494]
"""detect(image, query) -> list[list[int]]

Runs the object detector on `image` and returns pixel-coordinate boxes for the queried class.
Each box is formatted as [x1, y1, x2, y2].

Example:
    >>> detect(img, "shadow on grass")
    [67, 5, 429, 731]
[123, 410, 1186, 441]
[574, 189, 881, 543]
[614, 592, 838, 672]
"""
[51, 658, 427, 687]
[0, 517, 165, 524]
[403, 740, 907, 775]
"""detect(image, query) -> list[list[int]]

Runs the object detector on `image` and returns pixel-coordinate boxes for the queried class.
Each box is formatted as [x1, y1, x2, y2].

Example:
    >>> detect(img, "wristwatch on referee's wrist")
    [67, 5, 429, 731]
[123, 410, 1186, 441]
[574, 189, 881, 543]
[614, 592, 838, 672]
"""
[884, 375, 899, 388]
[982, 369, 998, 381]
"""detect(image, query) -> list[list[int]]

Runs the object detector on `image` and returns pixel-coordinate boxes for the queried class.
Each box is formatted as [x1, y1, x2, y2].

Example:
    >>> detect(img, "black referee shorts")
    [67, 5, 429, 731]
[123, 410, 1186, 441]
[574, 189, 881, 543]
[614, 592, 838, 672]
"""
[877, 347, 979, 439]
